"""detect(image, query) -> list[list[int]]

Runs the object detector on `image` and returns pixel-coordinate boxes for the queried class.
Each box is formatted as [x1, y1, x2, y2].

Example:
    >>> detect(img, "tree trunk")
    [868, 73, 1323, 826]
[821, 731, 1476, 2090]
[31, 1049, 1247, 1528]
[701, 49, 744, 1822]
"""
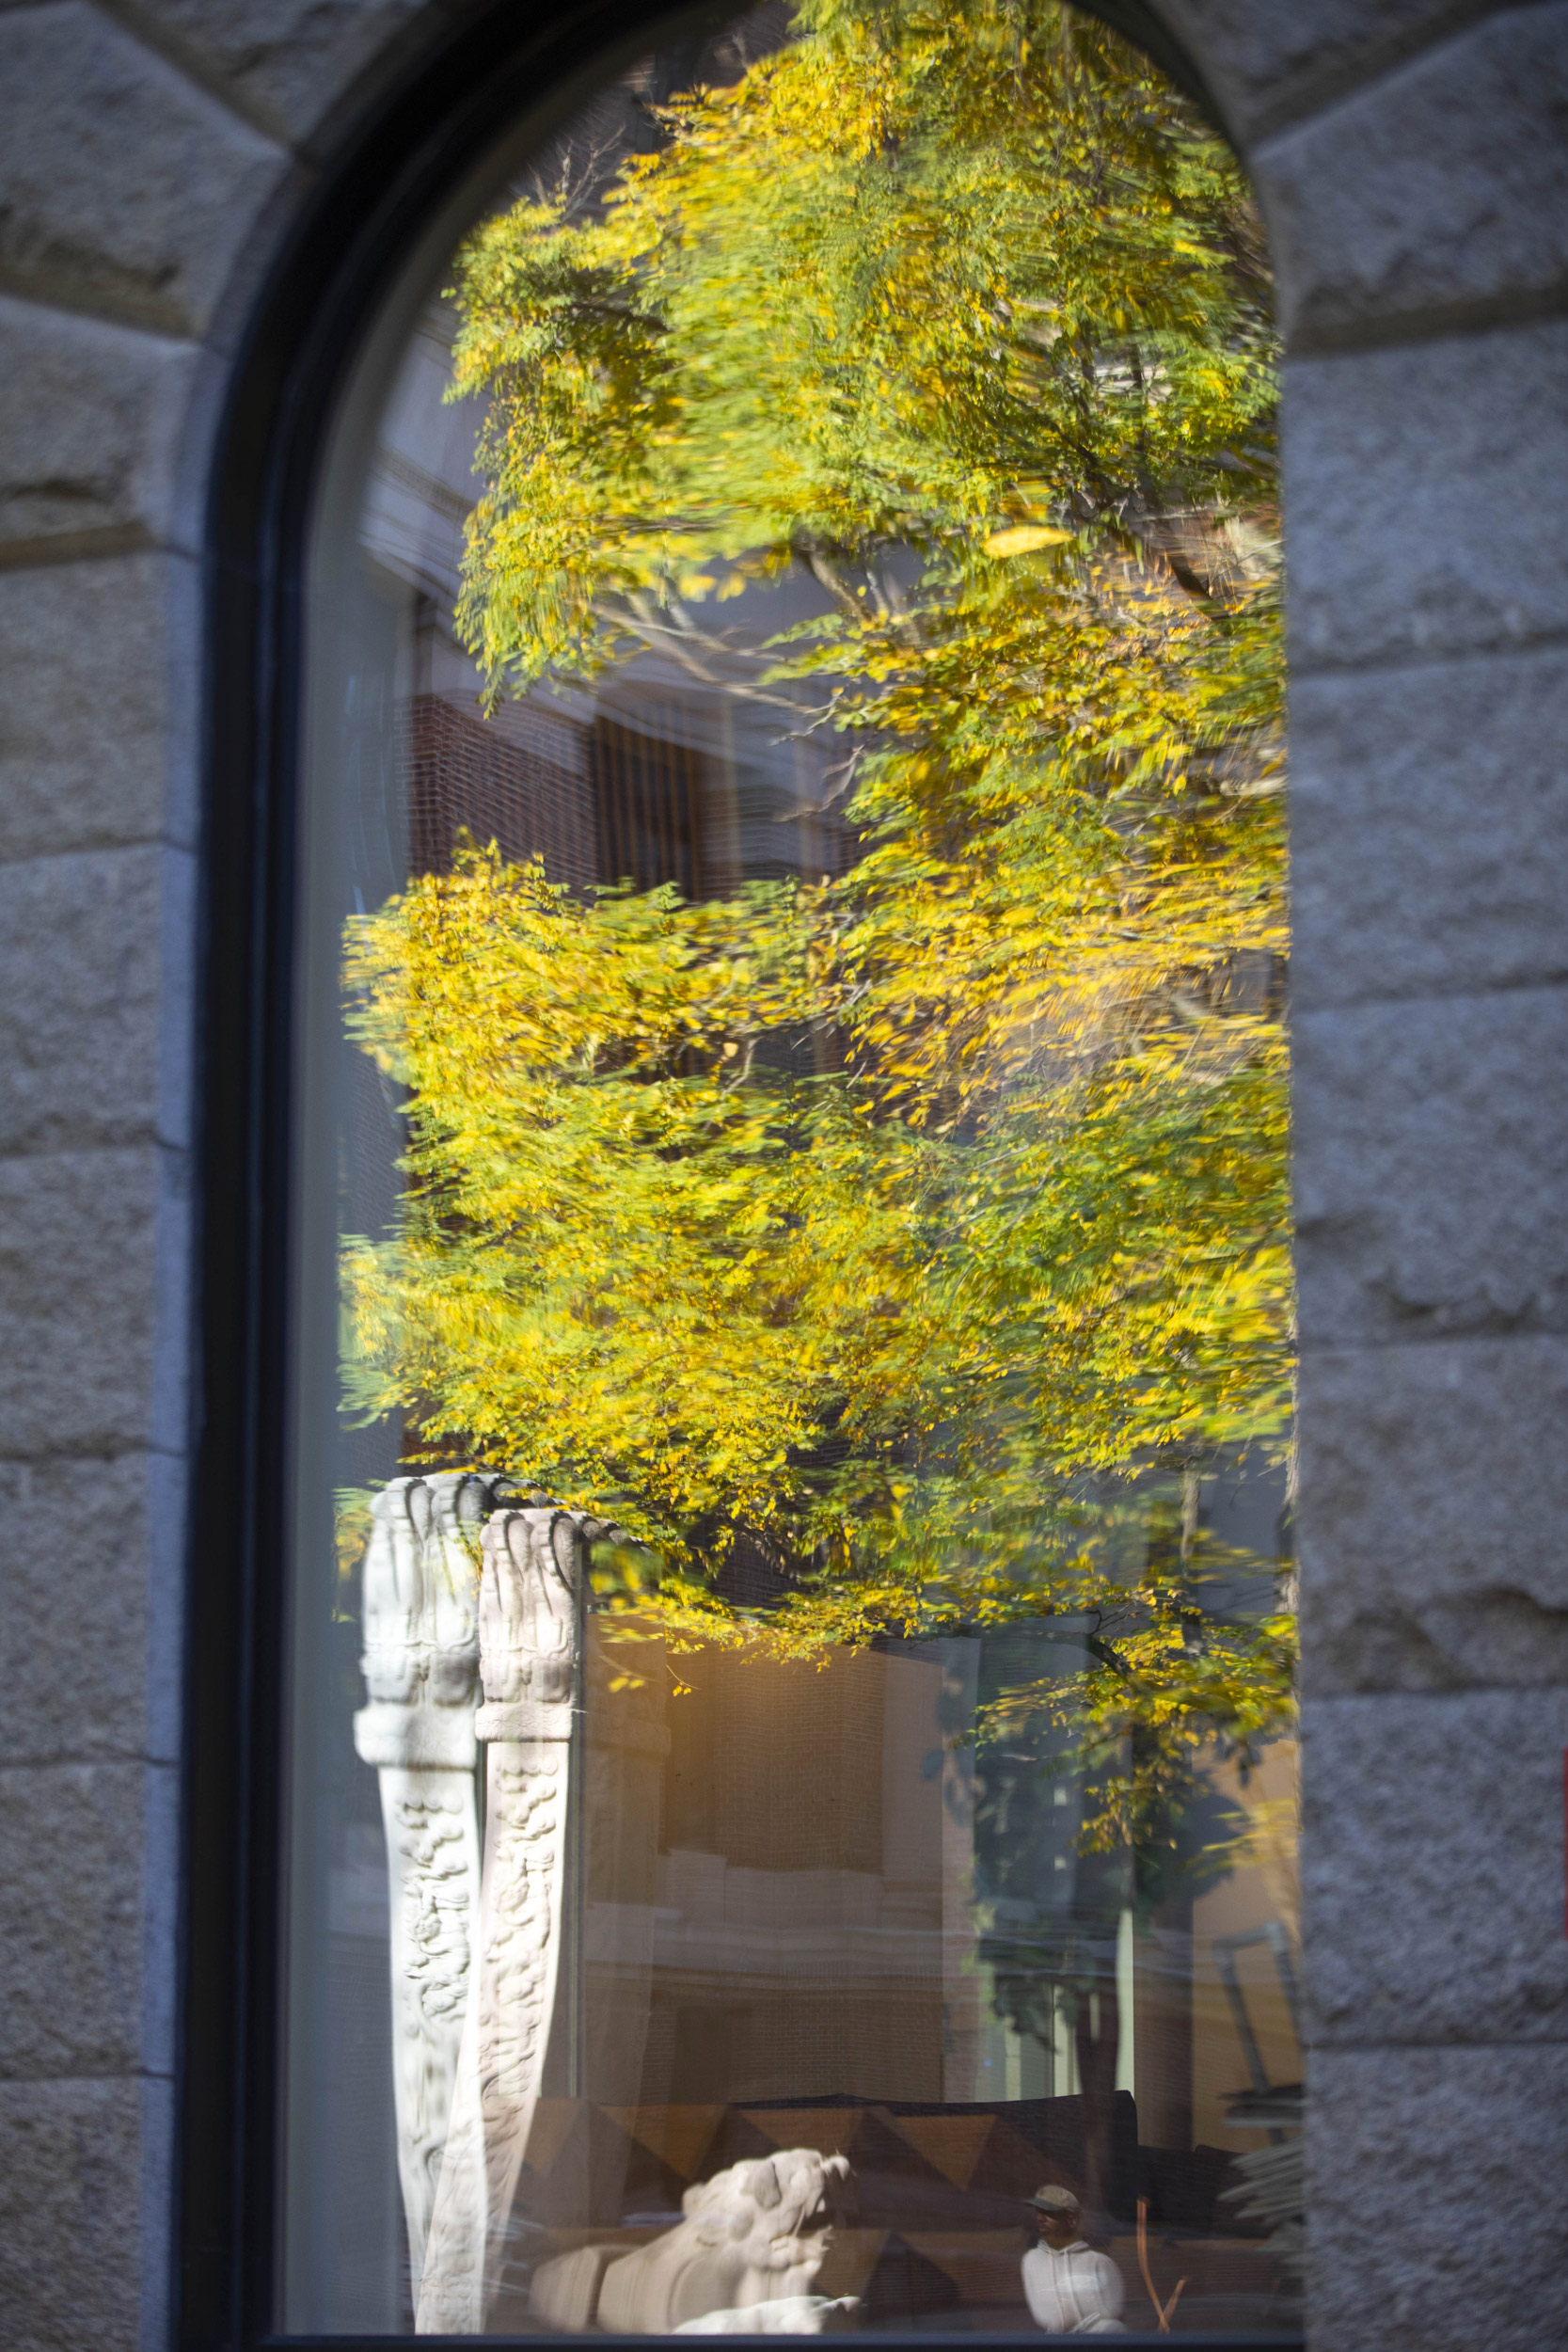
[1074, 1966, 1120, 2223]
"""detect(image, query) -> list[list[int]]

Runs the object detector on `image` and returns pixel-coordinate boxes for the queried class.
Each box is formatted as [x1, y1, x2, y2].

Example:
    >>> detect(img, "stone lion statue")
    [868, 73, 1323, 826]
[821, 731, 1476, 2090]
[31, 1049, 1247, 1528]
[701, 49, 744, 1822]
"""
[673, 2295, 860, 2333]
[531, 2149, 852, 2334]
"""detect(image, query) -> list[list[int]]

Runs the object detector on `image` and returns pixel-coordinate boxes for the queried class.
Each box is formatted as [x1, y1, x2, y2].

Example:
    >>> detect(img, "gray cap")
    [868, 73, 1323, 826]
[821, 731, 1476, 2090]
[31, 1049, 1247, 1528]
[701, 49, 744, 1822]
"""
[1027, 2185, 1081, 2213]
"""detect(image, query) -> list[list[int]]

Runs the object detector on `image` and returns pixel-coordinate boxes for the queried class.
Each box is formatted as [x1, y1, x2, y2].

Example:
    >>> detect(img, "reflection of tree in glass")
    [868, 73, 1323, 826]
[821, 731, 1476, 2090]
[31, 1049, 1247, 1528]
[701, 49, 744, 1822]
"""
[343, 1, 1292, 1876]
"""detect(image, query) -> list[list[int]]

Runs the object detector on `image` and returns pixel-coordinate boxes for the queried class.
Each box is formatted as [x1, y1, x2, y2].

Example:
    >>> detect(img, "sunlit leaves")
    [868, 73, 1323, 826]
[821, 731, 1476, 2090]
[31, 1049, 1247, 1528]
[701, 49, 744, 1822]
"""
[347, 0, 1295, 1840]
[448, 0, 1275, 698]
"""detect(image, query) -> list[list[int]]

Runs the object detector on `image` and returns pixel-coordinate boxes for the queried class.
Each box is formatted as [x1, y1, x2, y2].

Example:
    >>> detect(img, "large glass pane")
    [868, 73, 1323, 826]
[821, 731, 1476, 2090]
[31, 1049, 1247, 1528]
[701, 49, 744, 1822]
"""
[288, 4, 1295, 2334]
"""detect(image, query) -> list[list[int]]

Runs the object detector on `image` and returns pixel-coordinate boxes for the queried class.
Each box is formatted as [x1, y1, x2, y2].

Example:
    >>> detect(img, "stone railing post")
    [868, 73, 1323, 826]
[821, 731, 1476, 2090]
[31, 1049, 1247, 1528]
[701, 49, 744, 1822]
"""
[353, 1471, 500, 2297]
[416, 1504, 594, 2333]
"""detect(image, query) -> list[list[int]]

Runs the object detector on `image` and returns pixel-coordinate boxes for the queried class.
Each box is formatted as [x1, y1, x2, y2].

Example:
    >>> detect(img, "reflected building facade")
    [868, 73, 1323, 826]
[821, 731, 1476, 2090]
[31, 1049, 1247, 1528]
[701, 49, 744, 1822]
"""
[285, 21, 1302, 2338]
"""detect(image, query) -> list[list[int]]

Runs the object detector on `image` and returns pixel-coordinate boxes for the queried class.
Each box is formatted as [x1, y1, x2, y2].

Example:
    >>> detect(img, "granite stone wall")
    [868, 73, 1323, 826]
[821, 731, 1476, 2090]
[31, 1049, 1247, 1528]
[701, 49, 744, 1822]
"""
[0, 3, 1562, 2348]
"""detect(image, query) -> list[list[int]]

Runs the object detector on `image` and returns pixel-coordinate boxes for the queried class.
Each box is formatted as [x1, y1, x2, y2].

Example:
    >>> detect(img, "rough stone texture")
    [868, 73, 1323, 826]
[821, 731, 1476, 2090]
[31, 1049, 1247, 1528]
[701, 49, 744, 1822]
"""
[0, 1148, 190, 1459]
[1291, 645, 1568, 1009]
[110, 0, 429, 148]
[0, 846, 195, 1155]
[0, 2, 285, 337]
[1307, 2042, 1568, 2352]
[1302, 1688, 1568, 2042]
[0, 294, 200, 562]
[0, 6, 427, 2352]
[0, 2074, 171, 2352]
[1295, 985, 1568, 1345]
[0, 4, 1564, 2352]
[0, 1452, 184, 1768]
[1296, 1334, 1568, 1694]
[0, 554, 199, 860]
[1259, 5, 1568, 347]
[1286, 318, 1568, 675]
[0, 1760, 179, 2080]
[1152, 0, 1514, 140]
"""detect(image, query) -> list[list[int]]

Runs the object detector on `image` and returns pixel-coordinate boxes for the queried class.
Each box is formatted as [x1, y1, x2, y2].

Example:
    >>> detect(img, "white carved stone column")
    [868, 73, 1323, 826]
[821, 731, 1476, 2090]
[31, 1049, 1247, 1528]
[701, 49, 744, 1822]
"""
[354, 1471, 499, 2298]
[578, 1610, 669, 2113]
[416, 1505, 594, 2334]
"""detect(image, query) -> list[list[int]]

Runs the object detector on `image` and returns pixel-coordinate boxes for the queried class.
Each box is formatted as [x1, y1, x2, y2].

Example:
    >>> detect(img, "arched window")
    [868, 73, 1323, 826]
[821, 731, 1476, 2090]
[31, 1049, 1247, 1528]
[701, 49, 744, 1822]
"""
[194, 5, 1298, 2340]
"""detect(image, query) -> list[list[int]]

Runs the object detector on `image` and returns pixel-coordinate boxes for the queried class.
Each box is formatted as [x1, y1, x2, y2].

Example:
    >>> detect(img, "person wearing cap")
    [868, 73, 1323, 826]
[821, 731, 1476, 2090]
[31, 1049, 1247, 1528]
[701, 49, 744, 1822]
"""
[1021, 2186, 1127, 2335]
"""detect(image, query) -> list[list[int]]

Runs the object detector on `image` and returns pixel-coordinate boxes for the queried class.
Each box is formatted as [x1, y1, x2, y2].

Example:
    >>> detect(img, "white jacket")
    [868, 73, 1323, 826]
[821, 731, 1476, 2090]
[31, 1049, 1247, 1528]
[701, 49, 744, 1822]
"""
[1022, 2240, 1127, 2335]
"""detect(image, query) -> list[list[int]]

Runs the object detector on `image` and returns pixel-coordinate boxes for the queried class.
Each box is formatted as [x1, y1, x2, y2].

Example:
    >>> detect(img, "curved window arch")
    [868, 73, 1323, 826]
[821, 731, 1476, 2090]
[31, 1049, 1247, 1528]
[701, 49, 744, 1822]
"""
[189, 6, 1298, 2343]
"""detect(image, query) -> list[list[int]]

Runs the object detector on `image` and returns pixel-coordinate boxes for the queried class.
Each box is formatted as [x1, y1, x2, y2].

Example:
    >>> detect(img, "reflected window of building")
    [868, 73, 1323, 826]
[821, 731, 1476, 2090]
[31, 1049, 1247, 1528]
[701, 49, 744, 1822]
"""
[288, 3, 1295, 2337]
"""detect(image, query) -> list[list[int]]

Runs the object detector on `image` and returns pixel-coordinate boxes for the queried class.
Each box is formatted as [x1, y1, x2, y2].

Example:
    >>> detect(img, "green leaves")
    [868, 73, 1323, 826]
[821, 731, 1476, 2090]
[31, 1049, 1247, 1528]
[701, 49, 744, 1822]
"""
[447, 0, 1275, 698]
[347, 0, 1295, 1837]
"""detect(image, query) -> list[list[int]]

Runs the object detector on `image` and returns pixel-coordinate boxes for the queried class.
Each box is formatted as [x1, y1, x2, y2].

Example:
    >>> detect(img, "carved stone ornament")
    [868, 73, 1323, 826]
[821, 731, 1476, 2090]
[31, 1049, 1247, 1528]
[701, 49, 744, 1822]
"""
[415, 1507, 591, 2334]
[354, 1472, 505, 2296]
[673, 2296, 862, 2334]
[530, 2150, 852, 2334]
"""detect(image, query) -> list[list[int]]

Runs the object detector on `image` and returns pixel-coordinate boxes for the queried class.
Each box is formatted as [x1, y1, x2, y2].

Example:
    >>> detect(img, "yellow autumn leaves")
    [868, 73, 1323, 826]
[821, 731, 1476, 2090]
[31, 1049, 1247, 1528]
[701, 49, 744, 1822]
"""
[342, 0, 1293, 1827]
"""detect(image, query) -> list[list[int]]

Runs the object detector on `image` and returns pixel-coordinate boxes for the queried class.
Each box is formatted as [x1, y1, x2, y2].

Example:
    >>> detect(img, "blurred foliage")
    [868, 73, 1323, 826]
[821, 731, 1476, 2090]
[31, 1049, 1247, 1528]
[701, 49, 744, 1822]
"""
[343, 0, 1293, 1867]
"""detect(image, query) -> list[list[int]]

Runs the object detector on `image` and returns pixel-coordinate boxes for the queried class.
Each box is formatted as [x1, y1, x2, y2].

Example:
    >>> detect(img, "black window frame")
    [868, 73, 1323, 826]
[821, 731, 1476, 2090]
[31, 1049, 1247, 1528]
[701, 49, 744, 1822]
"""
[179, 3, 1291, 2348]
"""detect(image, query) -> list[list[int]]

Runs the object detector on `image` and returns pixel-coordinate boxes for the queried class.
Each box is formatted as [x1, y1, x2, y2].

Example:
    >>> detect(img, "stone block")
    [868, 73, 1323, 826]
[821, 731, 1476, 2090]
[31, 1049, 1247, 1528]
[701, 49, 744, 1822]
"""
[0, 1147, 190, 1457]
[1297, 1334, 1568, 1692]
[121, 0, 428, 149]
[0, 845, 196, 1155]
[1296, 987, 1568, 1345]
[0, 1758, 178, 2076]
[0, 2074, 167, 2352]
[1152, 0, 1511, 142]
[0, 1451, 184, 1768]
[0, 554, 198, 859]
[1302, 1688, 1568, 2043]
[0, 293, 200, 561]
[1285, 320, 1568, 674]
[1259, 5, 1568, 348]
[0, 3, 284, 338]
[1307, 2041, 1568, 2352]
[1291, 646, 1568, 1009]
